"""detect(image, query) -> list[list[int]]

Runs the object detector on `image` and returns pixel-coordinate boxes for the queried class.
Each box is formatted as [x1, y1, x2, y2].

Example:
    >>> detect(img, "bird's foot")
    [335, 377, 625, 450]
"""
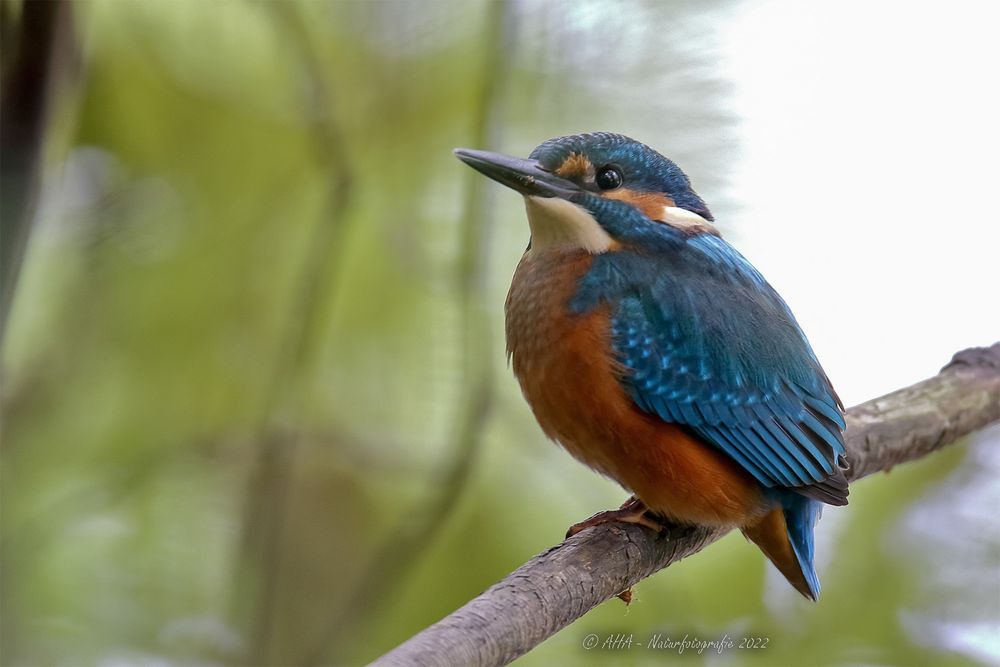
[565, 496, 666, 539]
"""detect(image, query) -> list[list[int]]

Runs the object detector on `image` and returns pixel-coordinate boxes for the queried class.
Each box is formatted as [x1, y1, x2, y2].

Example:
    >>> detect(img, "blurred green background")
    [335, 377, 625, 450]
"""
[2, 0, 998, 665]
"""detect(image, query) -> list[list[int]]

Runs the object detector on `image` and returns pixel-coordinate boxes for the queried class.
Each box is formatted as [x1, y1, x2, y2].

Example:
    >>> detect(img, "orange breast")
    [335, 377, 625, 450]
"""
[505, 247, 768, 527]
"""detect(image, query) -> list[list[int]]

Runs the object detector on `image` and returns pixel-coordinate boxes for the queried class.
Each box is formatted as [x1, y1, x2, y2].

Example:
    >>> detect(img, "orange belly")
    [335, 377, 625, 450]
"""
[506, 247, 768, 527]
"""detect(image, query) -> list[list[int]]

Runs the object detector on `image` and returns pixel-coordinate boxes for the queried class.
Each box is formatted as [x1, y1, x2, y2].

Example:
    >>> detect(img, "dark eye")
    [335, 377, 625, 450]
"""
[596, 165, 623, 190]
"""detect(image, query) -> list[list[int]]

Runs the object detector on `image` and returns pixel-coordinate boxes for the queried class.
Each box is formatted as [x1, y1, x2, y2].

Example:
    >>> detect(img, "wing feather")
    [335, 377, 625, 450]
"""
[596, 236, 849, 505]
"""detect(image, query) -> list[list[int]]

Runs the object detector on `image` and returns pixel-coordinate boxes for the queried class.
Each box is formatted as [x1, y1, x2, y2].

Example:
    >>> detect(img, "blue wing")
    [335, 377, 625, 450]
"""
[574, 234, 849, 504]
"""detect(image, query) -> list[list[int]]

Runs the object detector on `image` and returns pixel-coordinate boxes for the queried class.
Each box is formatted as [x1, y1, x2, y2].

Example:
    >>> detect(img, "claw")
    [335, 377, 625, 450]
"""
[565, 496, 666, 538]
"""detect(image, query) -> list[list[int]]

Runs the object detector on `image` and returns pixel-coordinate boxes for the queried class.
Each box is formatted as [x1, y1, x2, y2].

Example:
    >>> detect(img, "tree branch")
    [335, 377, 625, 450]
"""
[371, 344, 1000, 667]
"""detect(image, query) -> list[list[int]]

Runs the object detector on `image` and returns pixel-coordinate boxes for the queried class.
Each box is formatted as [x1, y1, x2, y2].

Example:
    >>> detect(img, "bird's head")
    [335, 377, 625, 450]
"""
[454, 132, 716, 254]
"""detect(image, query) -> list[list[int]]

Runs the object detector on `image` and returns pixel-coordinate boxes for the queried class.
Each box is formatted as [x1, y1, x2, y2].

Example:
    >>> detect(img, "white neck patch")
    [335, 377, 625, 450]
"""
[659, 206, 719, 235]
[523, 196, 614, 254]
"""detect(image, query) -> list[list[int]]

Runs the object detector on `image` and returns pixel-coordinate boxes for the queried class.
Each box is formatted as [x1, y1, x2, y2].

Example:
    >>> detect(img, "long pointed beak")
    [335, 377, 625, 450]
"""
[453, 148, 581, 198]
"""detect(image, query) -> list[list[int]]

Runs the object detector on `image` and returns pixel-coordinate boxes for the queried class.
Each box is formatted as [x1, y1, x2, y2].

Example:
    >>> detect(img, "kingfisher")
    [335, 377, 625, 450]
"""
[454, 132, 848, 600]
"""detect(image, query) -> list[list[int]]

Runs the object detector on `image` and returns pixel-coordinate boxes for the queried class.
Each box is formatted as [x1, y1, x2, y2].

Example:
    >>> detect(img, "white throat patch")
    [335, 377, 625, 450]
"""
[523, 196, 614, 254]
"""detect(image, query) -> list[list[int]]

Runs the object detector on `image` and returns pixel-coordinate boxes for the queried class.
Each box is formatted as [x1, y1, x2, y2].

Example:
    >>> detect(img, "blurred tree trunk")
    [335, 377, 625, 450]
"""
[228, 4, 356, 665]
[0, 1, 73, 657]
[0, 0, 74, 341]
[317, 0, 516, 663]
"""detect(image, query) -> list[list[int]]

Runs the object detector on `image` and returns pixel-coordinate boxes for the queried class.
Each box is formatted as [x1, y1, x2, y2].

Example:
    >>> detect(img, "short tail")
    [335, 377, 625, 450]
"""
[741, 496, 822, 600]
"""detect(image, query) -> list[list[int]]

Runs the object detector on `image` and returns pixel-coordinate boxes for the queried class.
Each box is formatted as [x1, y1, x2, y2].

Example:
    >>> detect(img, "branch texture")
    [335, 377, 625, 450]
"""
[371, 344, 1000, 667]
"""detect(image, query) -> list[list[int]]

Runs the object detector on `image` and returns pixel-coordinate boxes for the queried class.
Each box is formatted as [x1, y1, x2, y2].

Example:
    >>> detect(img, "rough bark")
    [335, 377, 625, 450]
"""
[371, 344, 1000, 667]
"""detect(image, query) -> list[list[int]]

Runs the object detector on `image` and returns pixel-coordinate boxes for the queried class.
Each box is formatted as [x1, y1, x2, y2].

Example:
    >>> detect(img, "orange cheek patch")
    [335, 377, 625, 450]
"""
[603, 189, 675, 220]
[555, 152, 594, 180]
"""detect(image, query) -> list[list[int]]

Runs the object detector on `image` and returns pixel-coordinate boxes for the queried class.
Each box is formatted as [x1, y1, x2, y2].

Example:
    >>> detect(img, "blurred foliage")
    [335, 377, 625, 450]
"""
[1, 1, 997, 666]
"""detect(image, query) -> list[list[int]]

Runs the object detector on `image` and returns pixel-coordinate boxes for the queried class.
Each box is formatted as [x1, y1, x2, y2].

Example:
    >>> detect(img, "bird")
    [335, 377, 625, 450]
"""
[453, 132, 849, 601]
